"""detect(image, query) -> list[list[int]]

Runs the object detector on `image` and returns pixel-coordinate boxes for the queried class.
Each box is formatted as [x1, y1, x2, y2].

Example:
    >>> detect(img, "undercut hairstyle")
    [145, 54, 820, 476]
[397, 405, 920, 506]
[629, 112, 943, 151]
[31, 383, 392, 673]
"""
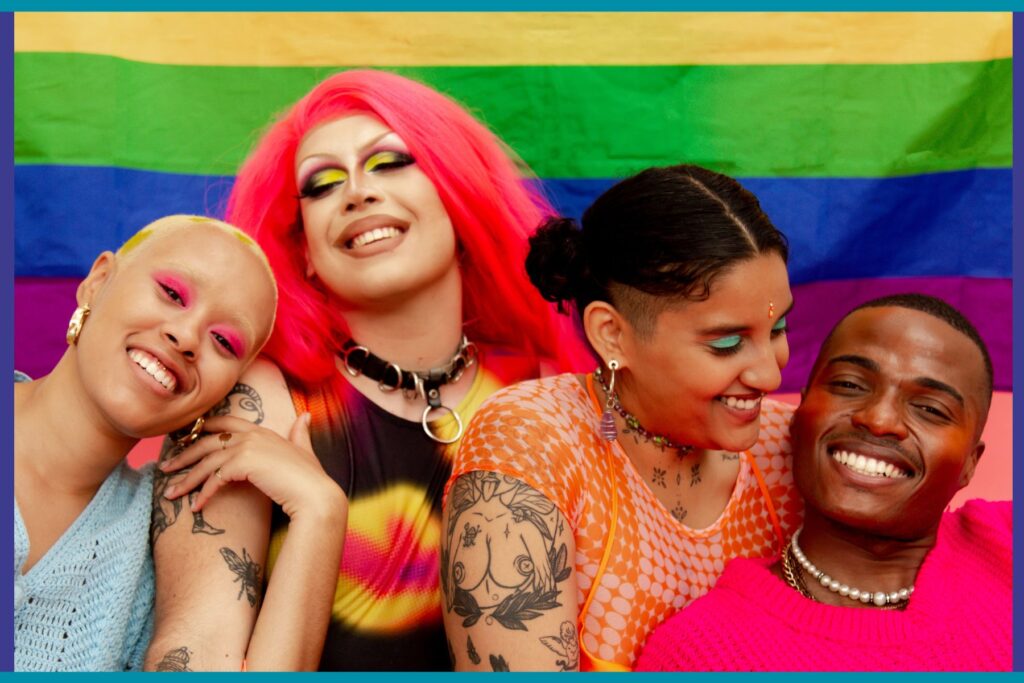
[226, 69, 589, 385]
[823, 293, 994, 403]
[526, 164, 788, 338]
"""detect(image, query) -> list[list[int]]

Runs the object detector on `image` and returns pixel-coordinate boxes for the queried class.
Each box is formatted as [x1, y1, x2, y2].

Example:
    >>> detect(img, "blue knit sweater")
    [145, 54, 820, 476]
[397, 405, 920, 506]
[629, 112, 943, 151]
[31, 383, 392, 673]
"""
[14, 461, 155, 670]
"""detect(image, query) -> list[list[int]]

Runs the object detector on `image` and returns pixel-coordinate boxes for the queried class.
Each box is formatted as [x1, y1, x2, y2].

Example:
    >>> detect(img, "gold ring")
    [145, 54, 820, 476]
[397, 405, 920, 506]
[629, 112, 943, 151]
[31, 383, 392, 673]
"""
[214, 468, 224, 480]
[219, 432, 232, 449]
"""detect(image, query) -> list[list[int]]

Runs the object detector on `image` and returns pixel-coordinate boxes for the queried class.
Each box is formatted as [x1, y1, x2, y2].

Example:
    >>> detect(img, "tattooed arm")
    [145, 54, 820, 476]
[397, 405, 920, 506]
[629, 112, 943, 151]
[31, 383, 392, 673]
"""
[146, 358, 346, 671]
[441, 471, 580, 672]
[145, 363, 276, 670]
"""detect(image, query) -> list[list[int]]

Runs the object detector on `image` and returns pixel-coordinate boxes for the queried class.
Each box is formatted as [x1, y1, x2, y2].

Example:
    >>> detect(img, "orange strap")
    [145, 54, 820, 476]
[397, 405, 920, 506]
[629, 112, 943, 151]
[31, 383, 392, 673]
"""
[577, 376, 783, 670]
[742, 450, 785, 557]
[577, 375, 627, 672]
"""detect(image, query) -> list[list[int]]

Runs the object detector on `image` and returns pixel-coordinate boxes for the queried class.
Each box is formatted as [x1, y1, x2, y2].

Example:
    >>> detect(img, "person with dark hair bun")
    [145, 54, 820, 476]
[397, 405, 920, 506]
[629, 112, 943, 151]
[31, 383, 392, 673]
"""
[441, 164, 802, 671]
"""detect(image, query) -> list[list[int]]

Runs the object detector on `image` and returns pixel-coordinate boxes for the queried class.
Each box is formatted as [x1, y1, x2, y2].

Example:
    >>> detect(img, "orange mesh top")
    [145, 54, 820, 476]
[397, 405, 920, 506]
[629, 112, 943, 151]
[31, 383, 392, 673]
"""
[448, 373, 802, 670]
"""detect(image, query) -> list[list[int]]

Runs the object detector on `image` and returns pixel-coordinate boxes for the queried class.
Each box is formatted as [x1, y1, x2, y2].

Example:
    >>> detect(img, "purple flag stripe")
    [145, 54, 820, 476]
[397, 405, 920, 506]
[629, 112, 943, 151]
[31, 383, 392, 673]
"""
[16, 275, 1011, 392]
[784, 276, 1010, 392]
[15, 277, 79, 381]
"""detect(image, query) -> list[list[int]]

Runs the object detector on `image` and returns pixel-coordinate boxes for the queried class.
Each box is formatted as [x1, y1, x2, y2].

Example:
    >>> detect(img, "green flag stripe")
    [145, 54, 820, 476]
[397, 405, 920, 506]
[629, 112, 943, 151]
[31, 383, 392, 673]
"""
[14, 54, 1011, 178]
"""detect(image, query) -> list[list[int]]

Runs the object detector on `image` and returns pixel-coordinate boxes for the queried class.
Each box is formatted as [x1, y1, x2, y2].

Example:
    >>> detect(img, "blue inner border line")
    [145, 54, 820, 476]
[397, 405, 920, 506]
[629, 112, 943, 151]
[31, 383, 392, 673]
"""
[2, 10, 16, 674]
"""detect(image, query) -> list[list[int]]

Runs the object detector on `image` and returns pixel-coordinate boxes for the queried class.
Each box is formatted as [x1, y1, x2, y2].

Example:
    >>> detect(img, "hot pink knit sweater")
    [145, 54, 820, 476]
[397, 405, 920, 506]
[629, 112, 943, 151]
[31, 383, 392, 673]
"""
[636, 499, 1011, 672]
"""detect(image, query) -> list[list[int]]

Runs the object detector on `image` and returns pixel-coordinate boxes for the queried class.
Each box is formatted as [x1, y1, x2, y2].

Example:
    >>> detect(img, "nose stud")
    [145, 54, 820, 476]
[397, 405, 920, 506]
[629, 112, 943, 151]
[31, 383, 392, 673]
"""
[768, 301, 775, 319]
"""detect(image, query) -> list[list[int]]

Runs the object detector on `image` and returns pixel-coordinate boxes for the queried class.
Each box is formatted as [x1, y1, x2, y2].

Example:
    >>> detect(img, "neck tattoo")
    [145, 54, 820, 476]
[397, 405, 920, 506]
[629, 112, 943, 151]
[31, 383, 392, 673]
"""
[340, 336, 477, 444]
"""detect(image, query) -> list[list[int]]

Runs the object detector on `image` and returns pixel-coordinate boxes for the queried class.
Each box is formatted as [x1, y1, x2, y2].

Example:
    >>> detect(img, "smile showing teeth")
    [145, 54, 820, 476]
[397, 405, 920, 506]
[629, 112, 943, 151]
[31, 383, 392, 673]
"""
[348, 226, 402, 249]
[831, 450, 911, 479]
[719, 396, 760, 411]
[128, 349, 177, 392]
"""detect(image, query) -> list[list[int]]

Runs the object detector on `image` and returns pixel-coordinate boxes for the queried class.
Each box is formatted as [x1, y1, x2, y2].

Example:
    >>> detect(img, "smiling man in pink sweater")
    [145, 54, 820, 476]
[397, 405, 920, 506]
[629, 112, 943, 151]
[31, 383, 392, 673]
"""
[637, 293, 1011, 672]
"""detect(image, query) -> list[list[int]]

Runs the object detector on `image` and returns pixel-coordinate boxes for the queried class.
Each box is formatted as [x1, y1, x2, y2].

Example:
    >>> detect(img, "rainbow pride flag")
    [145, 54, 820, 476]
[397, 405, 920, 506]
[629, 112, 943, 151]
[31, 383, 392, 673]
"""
[13, 12, 1012, 392]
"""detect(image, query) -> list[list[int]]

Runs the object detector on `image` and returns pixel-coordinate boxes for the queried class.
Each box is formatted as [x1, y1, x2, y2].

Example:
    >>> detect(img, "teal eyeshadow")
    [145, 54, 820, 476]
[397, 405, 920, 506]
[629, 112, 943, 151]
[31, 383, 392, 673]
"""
[708, 334, 742, 349]
[772, 315, 788, 331]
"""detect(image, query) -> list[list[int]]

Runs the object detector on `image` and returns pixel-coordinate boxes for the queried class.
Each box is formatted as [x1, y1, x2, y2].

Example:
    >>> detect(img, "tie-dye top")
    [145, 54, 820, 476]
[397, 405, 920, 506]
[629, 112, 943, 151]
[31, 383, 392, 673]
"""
[448, 373, 802, 670]
[265, 348, 545, 671]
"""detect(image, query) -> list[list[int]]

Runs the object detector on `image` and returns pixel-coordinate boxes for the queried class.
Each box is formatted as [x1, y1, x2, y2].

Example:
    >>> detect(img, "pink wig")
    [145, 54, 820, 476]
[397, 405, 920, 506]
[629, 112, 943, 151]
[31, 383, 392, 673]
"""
[226, 69, 589, 385]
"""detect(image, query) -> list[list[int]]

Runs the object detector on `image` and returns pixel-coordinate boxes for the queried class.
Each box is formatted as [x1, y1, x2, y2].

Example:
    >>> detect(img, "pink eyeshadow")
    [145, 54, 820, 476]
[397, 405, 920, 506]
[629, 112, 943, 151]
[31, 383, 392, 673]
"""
[154, 271, 192, 306]
[214, 328, 246, 358]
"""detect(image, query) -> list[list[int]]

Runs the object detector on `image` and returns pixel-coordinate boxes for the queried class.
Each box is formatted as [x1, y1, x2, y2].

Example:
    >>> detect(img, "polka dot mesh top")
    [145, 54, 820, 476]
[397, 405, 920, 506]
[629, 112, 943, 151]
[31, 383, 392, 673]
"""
[448, 373, 802, 670]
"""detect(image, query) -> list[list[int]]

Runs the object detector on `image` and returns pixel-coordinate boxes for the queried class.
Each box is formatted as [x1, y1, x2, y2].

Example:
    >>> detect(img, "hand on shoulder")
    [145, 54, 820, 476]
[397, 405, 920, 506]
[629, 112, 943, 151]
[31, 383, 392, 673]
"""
[159, 358, 346, 525]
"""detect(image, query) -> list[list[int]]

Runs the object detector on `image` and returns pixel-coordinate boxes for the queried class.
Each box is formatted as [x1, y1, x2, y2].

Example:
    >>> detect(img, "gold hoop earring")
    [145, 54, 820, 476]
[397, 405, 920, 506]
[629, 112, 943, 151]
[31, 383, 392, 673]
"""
[66, 305, 91, 346]
[176, 416, 206, 447]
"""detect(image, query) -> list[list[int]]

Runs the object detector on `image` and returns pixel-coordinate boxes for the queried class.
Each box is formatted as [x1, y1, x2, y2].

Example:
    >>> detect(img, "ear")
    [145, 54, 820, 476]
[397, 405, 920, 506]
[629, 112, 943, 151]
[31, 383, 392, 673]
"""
[957, 440, 985, 489]
[304, 249, 316, 279]
[582, 300, 632, 368]
[76, 251, 116, 306]
[301, 234, 319, 279]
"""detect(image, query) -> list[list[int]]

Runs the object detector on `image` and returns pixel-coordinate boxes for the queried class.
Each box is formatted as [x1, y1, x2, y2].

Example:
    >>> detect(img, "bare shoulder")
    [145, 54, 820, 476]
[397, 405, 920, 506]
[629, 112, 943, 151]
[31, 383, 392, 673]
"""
[240, 357, 289, 391]
[213, 358, 297, 436]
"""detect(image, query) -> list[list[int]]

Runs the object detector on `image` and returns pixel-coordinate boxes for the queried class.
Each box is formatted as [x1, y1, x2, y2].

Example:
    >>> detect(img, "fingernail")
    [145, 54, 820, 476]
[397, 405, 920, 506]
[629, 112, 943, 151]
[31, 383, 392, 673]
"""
[164, 485, 177, 498]
[158, 461, 171, 471]
[304, 412, 312, 426]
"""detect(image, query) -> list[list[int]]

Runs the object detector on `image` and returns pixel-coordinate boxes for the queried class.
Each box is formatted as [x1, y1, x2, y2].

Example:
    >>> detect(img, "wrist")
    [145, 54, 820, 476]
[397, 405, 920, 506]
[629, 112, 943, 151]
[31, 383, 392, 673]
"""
[288, 481, 347, 527]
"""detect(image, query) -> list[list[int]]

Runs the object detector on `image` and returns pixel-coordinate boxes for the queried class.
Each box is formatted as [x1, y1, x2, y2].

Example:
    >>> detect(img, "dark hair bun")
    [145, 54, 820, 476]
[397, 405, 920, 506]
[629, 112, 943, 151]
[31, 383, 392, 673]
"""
[526, 217, 585, 309]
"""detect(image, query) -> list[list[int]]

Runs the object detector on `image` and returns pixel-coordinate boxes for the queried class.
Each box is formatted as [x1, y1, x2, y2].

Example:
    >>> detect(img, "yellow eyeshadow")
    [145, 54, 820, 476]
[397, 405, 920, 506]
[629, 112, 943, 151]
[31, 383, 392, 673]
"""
[365, 151, 403, 172]
[311, 168, 347, 187]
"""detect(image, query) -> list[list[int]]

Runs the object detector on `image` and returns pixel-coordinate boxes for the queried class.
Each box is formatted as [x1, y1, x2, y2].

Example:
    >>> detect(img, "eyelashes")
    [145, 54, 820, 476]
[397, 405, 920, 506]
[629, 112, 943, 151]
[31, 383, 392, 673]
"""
[211, 331, 238, 357]
[299, 168, 348, 199]
[298, 150, 415, 199]
[707, 316, 789, 357]
[365, 150, 414, 173]
[158, 279, 241, 358]
[708, 335, 742, 354]
[159, 282, 186, 306]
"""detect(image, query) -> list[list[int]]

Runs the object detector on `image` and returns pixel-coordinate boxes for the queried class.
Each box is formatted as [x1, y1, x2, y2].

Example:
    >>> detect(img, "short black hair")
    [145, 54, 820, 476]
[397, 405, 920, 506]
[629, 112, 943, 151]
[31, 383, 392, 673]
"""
[526, 164, 788, 338]
[819, 293, 993, 404]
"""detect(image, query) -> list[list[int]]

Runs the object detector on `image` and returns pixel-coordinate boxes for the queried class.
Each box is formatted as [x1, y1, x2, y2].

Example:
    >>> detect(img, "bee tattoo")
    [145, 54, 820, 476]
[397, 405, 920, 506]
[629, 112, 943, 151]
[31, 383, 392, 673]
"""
[219, 546, 262, 608]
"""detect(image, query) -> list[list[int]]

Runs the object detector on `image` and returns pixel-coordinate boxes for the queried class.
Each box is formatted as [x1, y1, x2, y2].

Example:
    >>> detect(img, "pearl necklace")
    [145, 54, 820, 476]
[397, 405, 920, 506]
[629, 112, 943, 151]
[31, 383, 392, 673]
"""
[787, 528, 914, 608]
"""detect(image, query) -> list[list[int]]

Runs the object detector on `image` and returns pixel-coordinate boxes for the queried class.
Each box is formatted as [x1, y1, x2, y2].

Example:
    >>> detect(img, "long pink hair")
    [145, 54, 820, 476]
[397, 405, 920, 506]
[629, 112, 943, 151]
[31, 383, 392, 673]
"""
[226, 69, 589, 385]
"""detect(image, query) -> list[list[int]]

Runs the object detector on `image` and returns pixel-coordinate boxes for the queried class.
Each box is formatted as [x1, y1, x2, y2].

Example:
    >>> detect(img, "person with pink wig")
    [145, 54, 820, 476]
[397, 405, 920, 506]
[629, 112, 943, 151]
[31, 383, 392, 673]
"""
[146, 69, 588, 671]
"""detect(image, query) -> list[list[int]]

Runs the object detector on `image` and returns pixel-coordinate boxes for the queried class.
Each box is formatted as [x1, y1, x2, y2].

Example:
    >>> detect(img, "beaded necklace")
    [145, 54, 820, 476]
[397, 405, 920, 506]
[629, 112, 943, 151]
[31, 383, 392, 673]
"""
[594, 367, 693, 455]
[782, 529, 913, 610]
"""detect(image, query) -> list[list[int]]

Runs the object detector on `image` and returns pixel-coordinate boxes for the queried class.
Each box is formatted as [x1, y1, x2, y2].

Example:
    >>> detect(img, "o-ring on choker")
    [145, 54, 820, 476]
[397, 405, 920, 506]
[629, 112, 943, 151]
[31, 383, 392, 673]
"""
[340, 336, 478, 444]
